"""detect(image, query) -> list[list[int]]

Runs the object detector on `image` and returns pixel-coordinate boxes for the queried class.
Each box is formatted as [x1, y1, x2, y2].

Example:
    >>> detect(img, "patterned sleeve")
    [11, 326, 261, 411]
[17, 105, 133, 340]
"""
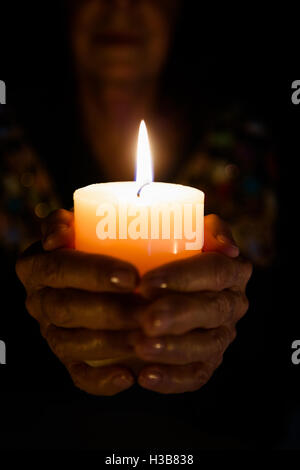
[1, 104, 278, 267]
[175, 107, 278, 267]
[0, 106, 61, 257]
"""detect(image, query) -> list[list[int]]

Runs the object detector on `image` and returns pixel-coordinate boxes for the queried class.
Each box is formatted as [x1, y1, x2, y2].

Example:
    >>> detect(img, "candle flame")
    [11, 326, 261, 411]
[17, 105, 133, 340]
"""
[135, 120, 153, 188]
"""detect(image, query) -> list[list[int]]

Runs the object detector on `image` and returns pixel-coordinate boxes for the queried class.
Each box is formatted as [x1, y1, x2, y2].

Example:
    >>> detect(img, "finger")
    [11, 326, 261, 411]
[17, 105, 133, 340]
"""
[44, 325, 135, 362]
[41, 209, 74, 250]
[130, 325, 236, 365]
[41, 209, 73, 237]
[66, 362, 135, 396]
[26, 288, 140, 330]
[43, 225, 74, 251]
[140, 252, 253, 298]
[136, 290, 248, 336]
[137, 359, 222, 394]
[16, 248, 139, 293]
[203, 214, 239, 257]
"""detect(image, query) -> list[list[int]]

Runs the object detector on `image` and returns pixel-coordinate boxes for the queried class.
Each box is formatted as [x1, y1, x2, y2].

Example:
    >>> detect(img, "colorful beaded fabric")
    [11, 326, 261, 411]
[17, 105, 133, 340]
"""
[0, 104, 278, 267]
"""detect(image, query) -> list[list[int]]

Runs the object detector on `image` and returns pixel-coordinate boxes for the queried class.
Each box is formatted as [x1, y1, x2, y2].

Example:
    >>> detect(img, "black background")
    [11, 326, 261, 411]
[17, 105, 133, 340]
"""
[0, 1, 298, 451]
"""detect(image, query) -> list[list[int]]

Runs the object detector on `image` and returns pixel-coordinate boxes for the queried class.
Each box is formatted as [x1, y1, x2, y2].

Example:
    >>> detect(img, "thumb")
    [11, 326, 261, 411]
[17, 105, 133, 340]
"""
[203, 214, 239, 258]
[41, 209, 75, 251]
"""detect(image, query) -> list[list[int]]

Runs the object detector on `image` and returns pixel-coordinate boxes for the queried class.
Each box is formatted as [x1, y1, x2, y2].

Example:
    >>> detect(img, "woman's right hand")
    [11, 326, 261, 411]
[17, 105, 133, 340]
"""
[15, 209, 140, 396]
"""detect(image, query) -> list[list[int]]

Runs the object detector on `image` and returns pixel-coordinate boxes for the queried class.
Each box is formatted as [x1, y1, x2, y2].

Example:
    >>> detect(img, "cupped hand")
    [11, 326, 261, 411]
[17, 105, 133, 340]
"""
[131, 214, 253, 394]
[15, 209, 141, 396]
[16, 210, 252, 396]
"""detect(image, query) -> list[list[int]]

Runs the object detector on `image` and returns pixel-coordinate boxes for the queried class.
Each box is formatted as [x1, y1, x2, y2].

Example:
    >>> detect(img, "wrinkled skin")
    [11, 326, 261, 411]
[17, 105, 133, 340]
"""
[15, 209, 252, 395]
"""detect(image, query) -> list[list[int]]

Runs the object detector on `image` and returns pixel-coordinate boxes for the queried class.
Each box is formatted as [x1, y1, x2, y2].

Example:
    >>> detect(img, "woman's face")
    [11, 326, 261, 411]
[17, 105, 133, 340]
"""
[68, 0, 180, 83]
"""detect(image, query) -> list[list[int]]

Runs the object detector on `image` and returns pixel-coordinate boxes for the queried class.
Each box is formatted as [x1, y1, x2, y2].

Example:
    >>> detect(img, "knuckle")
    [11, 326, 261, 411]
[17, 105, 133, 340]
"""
[219, 257, 251, 290]
[231, 327, 237, 342]
[207, 353, 223, 369]
[233, 261, 245, 286]
[71, 376, 83, 391]
[46, 290, 72, 326]
[155, 293, 183, 316]
[15, 257, 25, 283]
[25, 294, 35, 317]
[49, 209, 66, 224]
[45, 327, 65, 358]
[216, 355, 224, 368]
[212, 256, 228, 291]
[241, 293, 250, 316]
[215, 332, 226, 354]
[37, 288, 49, 318]
[42, 209, 65, 235]
[194, 364, 210, 385]
[244, 259, 253, 282]
[43, 252, 63, 286]
[68, 365, 122, 396]
[23, 253, 44, 289]
[212, 291, 232, 323]
[31, 254, 45, 285]
[55, 309, 72, 327]
[16, 254, 36, 287]
[39, 321, 50, 339]
[212, 354, 224, 368]
[235, 292, 249, 320]
[68, 368, 86, 392]
[53, 208, 66, 218]
[25, 291, 44, 323]
[212, 326, 231, 354]
[15, 242, 45, 287]
[49, 307, 68, 327]
[239, 258, 253, 285]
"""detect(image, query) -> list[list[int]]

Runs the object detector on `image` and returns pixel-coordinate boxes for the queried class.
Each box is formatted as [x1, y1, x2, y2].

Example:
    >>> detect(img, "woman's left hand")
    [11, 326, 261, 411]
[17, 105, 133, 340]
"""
[130, 214, 253, 394]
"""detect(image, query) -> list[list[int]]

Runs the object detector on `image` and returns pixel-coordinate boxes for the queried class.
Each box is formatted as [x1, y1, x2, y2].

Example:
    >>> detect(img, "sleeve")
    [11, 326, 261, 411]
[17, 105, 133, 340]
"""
[176, 106, 279, 267]
[0, 109, 61, 258]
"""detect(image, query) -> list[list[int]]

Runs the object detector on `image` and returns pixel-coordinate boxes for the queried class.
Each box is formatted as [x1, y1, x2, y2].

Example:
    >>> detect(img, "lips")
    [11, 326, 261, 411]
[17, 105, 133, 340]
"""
[92, 32, 142, 46]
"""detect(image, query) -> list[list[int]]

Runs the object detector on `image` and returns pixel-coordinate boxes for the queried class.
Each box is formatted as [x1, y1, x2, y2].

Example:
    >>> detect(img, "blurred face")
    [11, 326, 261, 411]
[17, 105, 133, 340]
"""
[68, 0, 180, 83]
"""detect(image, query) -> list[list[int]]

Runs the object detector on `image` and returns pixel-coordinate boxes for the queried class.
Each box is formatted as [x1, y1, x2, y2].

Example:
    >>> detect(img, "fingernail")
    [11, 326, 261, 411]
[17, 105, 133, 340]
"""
[146, 311, 171, 334]
[110, 270, 136, 289]
[112, 374, 133, 388]
[136, 338, 165, 356]
[216, 234, 239, 257]
[143, 274, 168, 289]
[217, 234, 236, 246]
[143, 369, 163, 384]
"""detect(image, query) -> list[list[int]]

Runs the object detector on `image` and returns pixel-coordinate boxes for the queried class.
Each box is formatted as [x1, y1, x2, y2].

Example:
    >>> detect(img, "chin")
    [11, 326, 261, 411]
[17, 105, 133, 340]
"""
[94, 63, 144, 83]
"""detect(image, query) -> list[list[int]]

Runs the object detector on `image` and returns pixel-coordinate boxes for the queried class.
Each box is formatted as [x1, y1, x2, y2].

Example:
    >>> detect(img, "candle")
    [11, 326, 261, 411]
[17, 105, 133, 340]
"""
[73, 121, 204, 371]
[74, 121, 205, 276]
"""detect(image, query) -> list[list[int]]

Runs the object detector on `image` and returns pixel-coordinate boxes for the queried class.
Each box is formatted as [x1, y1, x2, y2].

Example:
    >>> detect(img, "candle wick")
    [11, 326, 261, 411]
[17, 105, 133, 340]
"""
[137, 182, 151, 197]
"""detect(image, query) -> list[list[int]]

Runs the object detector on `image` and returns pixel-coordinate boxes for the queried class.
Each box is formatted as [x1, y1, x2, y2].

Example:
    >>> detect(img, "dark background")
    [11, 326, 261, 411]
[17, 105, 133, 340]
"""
[0, 1, 298, 451]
